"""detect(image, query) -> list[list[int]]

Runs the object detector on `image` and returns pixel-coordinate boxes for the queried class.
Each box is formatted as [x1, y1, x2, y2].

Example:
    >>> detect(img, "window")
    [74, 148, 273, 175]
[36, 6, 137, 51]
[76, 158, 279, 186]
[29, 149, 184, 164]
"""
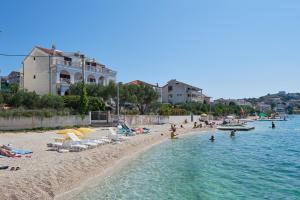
[177, 94, 182, 96]
[169, 94, 173, 98]
[64, 57, 72, 62]
[168, 86, 173, 91]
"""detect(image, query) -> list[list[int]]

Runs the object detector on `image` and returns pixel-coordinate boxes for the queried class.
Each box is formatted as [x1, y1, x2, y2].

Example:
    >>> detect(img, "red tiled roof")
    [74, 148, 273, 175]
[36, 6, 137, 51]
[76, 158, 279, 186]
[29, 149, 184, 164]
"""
[36, 46, 64, 56]
[127, 80, 157, 87]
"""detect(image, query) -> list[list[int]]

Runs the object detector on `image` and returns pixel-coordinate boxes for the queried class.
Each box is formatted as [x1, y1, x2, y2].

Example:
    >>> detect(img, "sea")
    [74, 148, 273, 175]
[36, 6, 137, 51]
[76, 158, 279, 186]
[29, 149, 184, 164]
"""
[74, 116, 300, 200]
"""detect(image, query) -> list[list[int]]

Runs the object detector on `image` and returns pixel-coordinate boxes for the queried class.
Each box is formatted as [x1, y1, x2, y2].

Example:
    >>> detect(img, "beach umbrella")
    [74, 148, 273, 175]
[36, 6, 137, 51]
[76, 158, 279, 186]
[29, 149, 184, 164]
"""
[77, 127, 95, 134]
[201, 113, 208, 117]
[56, 129, 84, 138]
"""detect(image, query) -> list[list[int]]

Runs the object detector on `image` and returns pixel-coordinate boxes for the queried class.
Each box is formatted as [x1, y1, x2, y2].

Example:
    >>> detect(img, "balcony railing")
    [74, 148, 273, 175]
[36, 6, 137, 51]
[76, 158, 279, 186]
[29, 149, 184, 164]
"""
[53, 59, 116, 75]
[60, 78, 71, 84]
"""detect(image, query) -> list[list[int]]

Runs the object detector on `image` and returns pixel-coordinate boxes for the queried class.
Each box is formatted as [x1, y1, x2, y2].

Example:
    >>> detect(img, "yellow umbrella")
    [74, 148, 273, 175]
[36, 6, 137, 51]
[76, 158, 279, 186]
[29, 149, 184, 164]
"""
[56, 129, 84, 138]
[201, 113, 208, 117]
[77, 127, 95, 134]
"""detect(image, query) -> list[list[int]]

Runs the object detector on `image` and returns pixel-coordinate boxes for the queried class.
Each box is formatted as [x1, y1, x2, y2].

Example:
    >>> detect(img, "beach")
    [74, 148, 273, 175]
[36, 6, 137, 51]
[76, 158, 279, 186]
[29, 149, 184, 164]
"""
[0, 123, 214, 200]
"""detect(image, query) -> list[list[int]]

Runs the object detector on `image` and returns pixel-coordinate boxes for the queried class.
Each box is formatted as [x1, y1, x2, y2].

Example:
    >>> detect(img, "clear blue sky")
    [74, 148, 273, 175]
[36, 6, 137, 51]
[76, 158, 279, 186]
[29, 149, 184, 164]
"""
[1, 0, 300, 99]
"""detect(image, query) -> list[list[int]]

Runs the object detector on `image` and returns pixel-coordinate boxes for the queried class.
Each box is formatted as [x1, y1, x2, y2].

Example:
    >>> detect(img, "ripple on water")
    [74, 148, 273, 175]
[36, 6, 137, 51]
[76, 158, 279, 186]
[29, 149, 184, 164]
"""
[75, 116, 300, 200]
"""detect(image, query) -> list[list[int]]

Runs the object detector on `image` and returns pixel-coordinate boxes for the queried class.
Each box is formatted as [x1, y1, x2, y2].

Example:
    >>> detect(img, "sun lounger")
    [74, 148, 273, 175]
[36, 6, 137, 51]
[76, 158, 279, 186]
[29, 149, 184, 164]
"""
[67, 133, 98, 149]
[47, 142, 88, 152]
[117, 124, 135, 136]
[108, 128, 128, 141]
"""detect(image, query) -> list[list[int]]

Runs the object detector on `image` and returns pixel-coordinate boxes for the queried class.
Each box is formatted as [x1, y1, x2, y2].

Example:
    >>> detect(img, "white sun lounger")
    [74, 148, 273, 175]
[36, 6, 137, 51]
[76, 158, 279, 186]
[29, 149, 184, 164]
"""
[67, 133, 98, 149]
[47, 142, 88, 152]
[108, 128, 129, 141]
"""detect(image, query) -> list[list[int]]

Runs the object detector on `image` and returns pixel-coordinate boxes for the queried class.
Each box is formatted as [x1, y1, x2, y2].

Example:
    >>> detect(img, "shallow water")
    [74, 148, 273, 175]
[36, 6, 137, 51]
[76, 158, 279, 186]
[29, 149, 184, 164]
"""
[75, 116, 300, 200]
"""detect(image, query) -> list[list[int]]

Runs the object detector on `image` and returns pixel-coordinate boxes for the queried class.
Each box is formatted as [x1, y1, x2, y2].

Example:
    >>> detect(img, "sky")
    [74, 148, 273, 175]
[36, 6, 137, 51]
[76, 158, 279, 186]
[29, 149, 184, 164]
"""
[0, 0, 300, 99]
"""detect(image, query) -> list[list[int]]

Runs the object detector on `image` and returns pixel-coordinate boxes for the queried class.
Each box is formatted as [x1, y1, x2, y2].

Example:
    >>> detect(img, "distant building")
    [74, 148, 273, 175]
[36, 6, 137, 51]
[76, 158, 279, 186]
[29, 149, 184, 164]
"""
[7, 71, 21, 85]
[213, 98, 230, 105]
[126, 80, 162, 102]
[274, 103, 286, 113]
[278, 91, 286, 95]
[256, 102, 272, 113]
[235, 99, 252, 107]
[202, 94, 211, 104]
[21, 46, 117, 95]
[214, 98, 252, 107]
[162, 79, 203, 104]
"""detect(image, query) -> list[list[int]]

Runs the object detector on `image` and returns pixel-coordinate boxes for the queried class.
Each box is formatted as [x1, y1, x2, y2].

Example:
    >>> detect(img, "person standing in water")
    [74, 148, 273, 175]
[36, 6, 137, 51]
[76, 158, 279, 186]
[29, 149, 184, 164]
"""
[170, 124, 178, 139]
[272, 121, 276, 129]
[230, 130, 236, 137]
[209, 135, 215, 142]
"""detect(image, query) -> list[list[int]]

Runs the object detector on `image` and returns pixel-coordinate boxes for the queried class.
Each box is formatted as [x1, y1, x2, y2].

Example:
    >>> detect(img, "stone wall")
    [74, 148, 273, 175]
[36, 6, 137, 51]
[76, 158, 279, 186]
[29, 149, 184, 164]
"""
[122, 115, 169, 126]
[121, 115, 213, 126]
[0, 114, 91, 131]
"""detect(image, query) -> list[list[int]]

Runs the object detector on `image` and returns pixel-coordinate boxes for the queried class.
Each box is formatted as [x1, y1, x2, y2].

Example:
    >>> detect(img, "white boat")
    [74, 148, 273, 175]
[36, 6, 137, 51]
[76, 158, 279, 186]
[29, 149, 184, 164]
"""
[239, 119, 254, 122]
[257, 118, 287, 121]
[217, 126, 255, 131]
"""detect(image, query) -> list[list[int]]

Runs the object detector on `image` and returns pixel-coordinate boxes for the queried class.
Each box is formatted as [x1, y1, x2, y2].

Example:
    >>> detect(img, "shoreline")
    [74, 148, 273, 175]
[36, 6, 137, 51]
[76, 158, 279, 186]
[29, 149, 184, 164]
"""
[56, 128, 214, 200]
[0, 123, 215, 200]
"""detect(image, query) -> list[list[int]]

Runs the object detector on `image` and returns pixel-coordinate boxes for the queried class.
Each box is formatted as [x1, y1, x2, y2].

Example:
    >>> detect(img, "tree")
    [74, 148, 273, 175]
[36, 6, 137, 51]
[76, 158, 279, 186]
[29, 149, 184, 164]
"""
[9, 83, 19, 94]
[88, 97, 105, 111]
[121, 84, 159, 114]
[0, 93, 3, 105]
[79, 82, 89, 117]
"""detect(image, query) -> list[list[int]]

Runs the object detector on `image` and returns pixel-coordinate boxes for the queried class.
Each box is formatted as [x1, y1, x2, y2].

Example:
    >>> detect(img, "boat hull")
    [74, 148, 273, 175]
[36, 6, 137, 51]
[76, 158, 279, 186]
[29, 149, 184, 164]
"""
[217, 126, 255, 131]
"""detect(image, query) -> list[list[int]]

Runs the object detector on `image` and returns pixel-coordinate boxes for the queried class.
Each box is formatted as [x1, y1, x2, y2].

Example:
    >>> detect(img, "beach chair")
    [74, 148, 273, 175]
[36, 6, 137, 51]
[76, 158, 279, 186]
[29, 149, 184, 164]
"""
[67, 133, 99, 148]
[117, 124, 136, 136]
[108, 128, 128, 141]
[47, 142, 88, 152]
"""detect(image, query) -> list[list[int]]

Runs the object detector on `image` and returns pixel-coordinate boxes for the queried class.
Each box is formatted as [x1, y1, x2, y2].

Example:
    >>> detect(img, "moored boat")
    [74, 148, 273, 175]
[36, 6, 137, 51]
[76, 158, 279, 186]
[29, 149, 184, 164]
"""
[217, 126, 255, 131]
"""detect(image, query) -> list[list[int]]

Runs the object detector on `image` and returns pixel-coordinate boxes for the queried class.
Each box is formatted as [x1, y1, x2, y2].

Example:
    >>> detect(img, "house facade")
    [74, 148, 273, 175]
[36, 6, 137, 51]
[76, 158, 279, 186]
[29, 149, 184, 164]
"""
[21, 46, 116, 95]
[256, 102, 272, 113]
[127, 80, 162, 102]
[162, 79, 204, 104]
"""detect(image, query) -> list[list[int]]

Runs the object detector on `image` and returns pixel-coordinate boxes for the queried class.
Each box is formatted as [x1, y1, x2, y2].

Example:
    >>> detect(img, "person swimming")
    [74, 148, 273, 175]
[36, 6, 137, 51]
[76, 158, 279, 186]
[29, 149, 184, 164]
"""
[230, 130, 236, 137]
[272, 121, 275, 129]
[209, 135, 215, 142]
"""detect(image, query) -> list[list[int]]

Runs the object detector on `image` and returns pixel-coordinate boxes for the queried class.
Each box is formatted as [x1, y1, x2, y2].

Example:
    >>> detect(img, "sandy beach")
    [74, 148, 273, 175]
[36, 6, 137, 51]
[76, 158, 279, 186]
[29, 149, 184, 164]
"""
[0, 123, 214, 200]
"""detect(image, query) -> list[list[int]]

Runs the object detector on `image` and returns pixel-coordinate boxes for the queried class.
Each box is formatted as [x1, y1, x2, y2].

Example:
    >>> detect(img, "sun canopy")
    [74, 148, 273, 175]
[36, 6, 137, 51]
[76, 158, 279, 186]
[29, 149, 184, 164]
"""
[259, 113, 268, 117]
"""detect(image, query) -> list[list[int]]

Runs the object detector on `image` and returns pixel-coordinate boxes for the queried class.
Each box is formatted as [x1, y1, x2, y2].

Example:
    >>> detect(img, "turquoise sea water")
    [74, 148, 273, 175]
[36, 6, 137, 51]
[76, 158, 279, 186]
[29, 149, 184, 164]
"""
[75, 116, 300, 200]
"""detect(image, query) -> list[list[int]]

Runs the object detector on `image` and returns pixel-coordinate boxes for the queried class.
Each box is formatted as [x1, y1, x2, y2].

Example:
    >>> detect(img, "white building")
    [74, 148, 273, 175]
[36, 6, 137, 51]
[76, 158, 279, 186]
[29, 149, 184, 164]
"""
[21, 46, 116, 95]
[162, 79, 203, 104]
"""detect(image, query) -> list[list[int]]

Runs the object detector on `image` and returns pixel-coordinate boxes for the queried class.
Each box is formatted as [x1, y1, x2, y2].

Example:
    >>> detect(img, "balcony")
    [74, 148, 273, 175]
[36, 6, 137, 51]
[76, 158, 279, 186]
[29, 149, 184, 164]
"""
[60, 78, 71, 85]
[53, 59, 116, 76]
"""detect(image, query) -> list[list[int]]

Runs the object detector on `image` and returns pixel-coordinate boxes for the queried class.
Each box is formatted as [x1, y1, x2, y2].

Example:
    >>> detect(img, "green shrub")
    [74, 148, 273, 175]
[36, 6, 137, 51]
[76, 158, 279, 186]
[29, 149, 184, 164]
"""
[0, 108, 70, 118]
[9, 91, 40, 109]
[63, 95, 80, 110]
[88, 97, 105, 111]
[0, 93, 3, 105]
[40, 94, 64, 109]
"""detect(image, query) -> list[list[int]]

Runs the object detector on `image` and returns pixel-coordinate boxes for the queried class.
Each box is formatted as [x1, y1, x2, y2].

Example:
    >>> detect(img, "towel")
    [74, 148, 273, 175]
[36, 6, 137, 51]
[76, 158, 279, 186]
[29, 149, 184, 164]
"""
[11, 148, 33, 155]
